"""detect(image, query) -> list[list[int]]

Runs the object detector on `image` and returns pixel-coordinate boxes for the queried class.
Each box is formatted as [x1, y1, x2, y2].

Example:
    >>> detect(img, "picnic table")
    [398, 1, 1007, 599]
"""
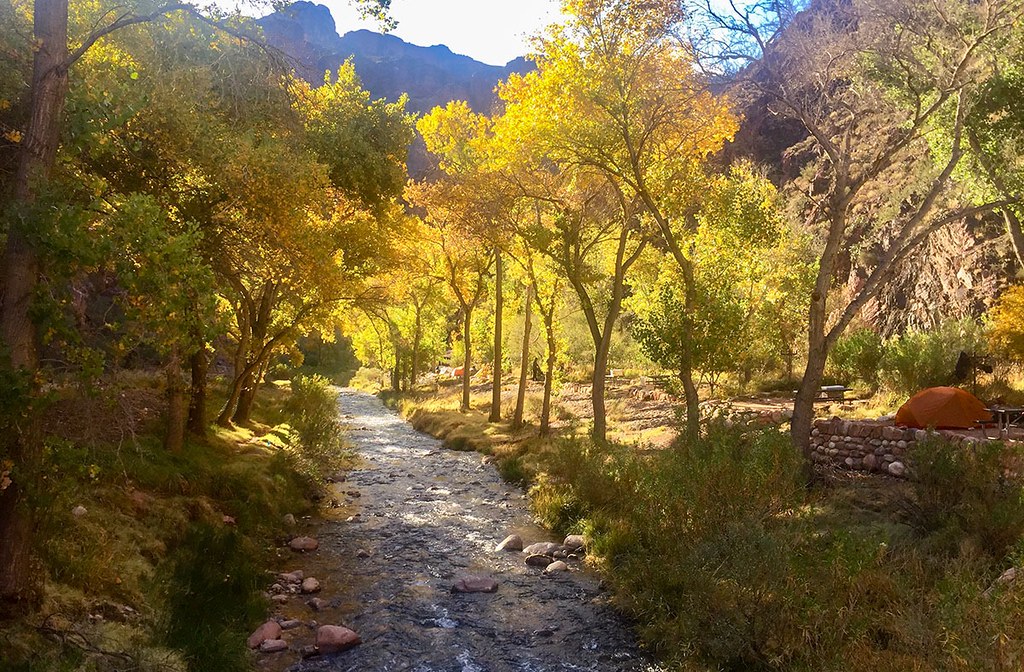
[983, 406, 1024, 439]
[816, 385, 848, 402]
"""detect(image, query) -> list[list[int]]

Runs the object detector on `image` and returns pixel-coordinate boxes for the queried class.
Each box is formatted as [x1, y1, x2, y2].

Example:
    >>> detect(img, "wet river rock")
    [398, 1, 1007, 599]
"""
[279, 389, 645, 671]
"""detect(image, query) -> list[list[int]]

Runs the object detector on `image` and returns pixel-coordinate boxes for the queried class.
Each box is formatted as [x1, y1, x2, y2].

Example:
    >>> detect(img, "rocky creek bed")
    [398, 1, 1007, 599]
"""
[257, 388, 649, 672]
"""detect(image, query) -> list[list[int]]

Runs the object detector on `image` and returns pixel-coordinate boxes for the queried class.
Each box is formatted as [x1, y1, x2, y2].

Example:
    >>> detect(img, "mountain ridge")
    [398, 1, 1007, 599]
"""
[257, 2, 533, 116]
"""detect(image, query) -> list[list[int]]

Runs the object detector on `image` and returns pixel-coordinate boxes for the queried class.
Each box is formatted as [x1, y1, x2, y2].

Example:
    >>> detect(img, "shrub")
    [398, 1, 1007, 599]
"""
[879, 319, 988, 397]
[907, 436, 1024, 559]
[828, 327, 884, 388]
[284, 374, 347, 482]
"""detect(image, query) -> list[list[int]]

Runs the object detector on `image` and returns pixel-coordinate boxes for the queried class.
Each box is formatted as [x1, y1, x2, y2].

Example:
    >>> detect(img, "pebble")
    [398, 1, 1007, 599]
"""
[289, 536, 319, 552]
[563, 535, 585, 551]
[495, 534, 523, 552]
[523, 542, 562, 556]
[315, 625, 361, 653]
[544, 561, 569, 575]
[451, 576, 499, 593]
[271, 594, 289, 604]
[306, 597, 327, 612]
[72, 505, 87, 517]
[279, 570, 304, 584]
[259, 639, 288, 653]
[282, 513, 297, 527]
[280, 619, 303, 630]
[301, 577, 321, 594]
[247, 620, 282, 649]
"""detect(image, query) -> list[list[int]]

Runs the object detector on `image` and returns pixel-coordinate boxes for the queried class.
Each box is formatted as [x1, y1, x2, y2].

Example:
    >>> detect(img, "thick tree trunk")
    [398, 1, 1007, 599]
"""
[164, 350, 186, 452]
[591, 337, 611, 442]
[513, 283, 533, 428]
[217, 372, 245, 427]
[187, 348, 209, 436]
[540, 320, 556, 436]
[461, 307, 472, 412]
[233, 356, 269, 424]
[489, 251, 503, 423]
[0, 0, 69, 607]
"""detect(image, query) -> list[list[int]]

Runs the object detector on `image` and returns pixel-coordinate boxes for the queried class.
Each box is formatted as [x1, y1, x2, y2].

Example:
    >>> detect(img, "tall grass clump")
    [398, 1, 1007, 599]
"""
[532, 425, 1024, 671]
[284, 374, 347, 481]
[161, 524, 266, 672]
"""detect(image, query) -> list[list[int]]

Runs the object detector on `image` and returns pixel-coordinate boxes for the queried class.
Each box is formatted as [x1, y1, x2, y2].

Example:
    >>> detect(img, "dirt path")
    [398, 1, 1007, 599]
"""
[280, 389, 647, 671]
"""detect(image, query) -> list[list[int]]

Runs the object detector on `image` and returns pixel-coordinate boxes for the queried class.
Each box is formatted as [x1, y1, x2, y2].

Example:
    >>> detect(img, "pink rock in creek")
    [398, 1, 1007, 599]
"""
[289, 536, 319, 552]
[315, 625, 361, 654]
[247, 620, 282, 649]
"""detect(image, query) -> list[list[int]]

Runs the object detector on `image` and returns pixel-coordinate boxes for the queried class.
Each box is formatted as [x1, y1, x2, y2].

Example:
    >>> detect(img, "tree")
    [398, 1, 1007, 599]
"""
[407, 179, 494, 412]
[688, 0, 1023, 466]
[496, 0, 737, 442]
[418, 101, 512, 422]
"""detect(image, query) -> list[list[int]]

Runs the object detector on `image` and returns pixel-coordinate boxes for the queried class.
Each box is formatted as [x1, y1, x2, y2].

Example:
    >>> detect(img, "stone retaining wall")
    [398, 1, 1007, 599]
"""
[810, 418, 990, 478]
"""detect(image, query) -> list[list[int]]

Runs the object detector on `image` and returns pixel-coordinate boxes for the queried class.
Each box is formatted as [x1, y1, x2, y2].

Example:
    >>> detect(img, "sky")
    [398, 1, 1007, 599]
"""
[300, 0, 562, 66]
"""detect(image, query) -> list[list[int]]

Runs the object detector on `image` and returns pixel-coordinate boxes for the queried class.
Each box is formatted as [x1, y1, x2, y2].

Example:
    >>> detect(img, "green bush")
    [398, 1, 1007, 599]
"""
[532, 426, 1024, 670]
[284, 374, 347, 481]
[828, 328, 884, 388]
[908, 437, 1024, 559]
[879, 319, 987, 397]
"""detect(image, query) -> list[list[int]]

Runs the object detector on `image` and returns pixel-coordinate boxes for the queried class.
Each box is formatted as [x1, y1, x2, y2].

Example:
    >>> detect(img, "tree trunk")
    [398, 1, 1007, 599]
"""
[164, 349, 186, 452]
[489, 250, 503, 423]
[791, 299, 830, 482]
[1004, 209, 1024, 271]
[411, 307, 422, 389]
[0, 0, 69, 607]
[461, 307, 472, 412]
[187, 348, 209, 436]
[233, 356, 269, 424]
[513, 283, 533, 428]
[540, 318, 556, 436]
[679, 369, 701, 446]
[591, 337, 611, 442]
[217, 371, 245, 427]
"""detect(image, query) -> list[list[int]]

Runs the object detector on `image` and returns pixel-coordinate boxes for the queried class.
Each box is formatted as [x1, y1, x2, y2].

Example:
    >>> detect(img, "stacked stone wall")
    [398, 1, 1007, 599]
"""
[810, 419, 917, 477]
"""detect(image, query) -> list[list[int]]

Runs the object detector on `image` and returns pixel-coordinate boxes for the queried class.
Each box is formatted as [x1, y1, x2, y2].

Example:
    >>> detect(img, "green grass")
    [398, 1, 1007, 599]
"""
[0, 373, 330, 672]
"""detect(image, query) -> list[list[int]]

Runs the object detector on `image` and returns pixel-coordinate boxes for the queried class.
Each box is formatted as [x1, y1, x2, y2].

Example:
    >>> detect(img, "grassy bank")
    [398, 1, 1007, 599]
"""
[390, 386, 1024, 671]
[1, 374, 346, 672]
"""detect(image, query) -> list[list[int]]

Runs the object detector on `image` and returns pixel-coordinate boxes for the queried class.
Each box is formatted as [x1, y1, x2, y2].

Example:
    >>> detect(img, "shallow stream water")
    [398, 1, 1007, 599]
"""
[271, 388, 648, 672]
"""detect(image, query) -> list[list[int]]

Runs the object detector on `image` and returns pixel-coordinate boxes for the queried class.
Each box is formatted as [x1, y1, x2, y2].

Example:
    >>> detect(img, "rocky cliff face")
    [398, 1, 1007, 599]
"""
[258, 2, 532, 115]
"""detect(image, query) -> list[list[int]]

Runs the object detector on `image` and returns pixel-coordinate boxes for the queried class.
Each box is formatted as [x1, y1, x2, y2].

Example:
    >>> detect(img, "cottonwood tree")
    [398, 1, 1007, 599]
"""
[499, 0, 737, 442]
[688, 0, 1024, 465]
[418, 101, 513, 422]
[407, 179, 495, 413]
[0, 0, 395, 604]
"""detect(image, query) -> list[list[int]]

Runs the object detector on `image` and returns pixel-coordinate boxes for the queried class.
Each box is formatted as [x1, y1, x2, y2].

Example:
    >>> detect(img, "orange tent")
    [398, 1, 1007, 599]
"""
[894, 386, 992, 429]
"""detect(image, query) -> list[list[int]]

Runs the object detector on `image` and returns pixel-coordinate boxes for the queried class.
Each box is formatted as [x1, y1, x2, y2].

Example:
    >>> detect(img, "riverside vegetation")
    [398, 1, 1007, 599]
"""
[6, 0, 1024, 670]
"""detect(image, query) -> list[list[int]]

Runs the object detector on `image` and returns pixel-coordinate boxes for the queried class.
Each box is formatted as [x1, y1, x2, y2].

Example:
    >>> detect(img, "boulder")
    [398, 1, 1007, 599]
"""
[259, 639, 288, 653]
[544, 560, 569, 574]
[247, 620, 282, 649]
[289, 536, 319, 552]
[888, 461, 907, 477]
[451, 576, 499, 593]
[495, 534, 523, 552]
[301, 577, 321, 594]
[525, 554, 551, 567]
[315, 625, 361, 654]
[280, 619, 303, 630]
